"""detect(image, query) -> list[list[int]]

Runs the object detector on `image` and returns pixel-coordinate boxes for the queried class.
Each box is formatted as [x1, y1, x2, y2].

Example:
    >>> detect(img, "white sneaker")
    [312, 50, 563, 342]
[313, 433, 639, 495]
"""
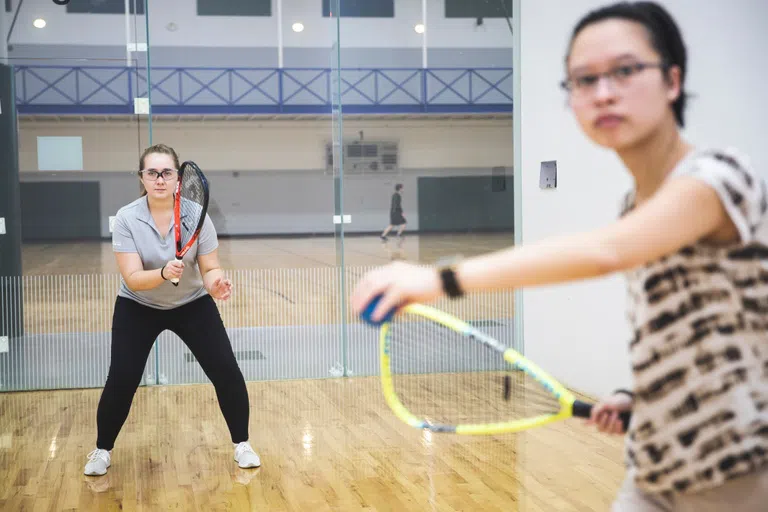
[84, 449, 111, 476]
[234, 441, 261, 469]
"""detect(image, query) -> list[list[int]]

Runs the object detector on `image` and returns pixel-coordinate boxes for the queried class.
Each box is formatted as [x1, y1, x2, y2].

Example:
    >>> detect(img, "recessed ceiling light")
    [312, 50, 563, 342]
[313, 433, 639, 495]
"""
[414, 24, 425, 34]
[292, 22, 305, 33]
[33, 18, 47, 29]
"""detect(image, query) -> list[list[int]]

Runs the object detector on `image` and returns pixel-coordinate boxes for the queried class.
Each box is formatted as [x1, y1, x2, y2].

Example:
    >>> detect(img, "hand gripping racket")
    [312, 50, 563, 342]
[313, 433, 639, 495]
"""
[361, 296, 631, 435]
[171, 161, 210, 286]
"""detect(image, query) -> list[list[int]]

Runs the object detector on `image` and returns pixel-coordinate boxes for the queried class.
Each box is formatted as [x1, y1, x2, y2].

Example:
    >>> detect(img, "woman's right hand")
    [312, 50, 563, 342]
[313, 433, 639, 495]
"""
[163, 259, 185, 281]
[585, 392, 634, 435]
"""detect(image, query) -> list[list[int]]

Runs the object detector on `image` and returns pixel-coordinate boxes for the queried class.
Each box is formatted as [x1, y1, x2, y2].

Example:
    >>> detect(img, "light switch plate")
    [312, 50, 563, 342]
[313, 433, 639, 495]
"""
[540, 160, 557, 189]
[0, 217, 5, 235]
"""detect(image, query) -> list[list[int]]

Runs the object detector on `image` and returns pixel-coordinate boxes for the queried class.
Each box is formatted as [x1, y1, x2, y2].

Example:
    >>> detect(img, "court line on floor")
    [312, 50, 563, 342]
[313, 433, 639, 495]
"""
[257, 286, 297, 305]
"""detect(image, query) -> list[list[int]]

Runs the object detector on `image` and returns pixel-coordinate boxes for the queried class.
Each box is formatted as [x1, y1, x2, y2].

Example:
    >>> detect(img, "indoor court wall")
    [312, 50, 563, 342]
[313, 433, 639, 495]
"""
[518, 0, 768, 399]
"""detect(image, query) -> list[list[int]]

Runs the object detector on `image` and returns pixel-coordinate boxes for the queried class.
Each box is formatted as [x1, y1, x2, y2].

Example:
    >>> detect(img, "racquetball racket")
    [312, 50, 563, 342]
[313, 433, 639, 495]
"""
[361, 296, 631, 435]
[171, 161, 210, 286]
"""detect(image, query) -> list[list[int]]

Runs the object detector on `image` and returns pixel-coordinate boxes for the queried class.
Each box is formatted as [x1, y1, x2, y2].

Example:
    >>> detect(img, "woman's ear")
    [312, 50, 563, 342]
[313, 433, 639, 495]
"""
[665, 65, 682, 103]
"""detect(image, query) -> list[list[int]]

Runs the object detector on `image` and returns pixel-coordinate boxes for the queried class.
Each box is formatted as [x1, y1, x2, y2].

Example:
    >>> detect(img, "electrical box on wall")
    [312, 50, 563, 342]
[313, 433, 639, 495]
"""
[539, 160, 557, 189]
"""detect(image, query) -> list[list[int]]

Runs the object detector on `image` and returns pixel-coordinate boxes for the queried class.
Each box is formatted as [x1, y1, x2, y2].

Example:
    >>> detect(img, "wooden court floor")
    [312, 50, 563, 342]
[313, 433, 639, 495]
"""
[0, 377, 625, 511]
[20, 233, 513, 275]
[2, 232, 628, 509]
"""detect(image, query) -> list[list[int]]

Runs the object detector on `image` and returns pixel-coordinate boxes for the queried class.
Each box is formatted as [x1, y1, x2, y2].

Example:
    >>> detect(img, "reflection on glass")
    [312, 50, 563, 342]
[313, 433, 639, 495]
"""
[1, 0, 151, 392]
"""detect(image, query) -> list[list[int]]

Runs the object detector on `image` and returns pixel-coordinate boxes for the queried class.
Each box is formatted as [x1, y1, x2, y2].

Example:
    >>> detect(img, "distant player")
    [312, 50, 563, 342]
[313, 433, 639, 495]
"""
[381, 183, 406, 242]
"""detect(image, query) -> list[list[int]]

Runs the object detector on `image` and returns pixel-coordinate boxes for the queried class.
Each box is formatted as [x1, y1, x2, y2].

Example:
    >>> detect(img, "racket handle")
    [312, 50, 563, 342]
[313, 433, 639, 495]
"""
[572, 399, 632, 432]
[360, 294, 398, 326]
[171, 257, 181, 287]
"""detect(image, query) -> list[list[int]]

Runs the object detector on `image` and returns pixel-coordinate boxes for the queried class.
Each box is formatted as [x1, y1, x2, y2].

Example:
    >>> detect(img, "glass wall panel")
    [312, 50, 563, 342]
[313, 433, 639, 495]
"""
[329, 0, 518, 373]
[329, 1, 521, 506]
[0, 0, 153, 391]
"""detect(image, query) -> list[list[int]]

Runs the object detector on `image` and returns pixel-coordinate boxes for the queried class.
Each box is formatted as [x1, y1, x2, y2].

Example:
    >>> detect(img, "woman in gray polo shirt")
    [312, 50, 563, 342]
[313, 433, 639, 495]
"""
[84, 144, 260, 476]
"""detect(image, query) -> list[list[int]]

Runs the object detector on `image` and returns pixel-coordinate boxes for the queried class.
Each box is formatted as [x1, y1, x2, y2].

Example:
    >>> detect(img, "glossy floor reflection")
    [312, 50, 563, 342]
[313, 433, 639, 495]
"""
[0, 377, 624, 511]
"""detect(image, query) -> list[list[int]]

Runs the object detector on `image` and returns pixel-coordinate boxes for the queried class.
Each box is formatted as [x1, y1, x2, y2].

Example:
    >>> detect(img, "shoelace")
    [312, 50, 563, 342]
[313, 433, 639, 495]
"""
[87, 449, 107, 463]
[235, 442, 254, 458]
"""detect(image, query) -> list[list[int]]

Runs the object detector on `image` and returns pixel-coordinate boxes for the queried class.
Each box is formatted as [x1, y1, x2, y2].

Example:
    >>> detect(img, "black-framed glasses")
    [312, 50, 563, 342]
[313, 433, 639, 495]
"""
[560, 62, 667, 94]
[140, 168, 178, 181]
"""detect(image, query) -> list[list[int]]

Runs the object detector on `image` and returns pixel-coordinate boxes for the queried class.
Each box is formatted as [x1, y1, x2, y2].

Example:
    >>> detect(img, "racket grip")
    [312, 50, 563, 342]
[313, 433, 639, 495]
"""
[572, 399, 632, 432]
[171, 257, 181, 287]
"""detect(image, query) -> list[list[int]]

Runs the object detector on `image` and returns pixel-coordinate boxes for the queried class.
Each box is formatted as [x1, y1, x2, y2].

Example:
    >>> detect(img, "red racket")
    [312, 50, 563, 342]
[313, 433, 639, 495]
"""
[171, 161, 210, 286]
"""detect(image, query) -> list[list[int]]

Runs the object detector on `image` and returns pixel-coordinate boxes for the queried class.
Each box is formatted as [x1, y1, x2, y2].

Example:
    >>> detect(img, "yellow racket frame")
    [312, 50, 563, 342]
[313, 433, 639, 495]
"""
[379, 303, 583, 435]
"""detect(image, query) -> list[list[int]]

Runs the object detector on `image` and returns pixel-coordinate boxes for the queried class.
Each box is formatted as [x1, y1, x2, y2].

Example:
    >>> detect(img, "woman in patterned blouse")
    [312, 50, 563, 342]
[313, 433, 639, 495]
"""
[351, 2, 768, 510]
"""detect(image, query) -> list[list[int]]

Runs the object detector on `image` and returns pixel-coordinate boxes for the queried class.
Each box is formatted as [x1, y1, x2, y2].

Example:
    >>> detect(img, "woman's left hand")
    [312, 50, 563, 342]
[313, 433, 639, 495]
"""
[209, 277, 233, 301]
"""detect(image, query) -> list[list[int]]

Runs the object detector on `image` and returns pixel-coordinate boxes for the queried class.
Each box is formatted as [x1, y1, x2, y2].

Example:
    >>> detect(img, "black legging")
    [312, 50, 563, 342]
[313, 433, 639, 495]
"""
[96, 294, 249, 450]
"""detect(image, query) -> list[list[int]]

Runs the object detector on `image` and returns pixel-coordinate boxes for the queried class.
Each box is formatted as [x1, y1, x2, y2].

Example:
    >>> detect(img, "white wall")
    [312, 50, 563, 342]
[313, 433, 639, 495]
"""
[16, 118, 513, 171]
[519, 0, 768, 399]
[15, 116, 513, 237]
[9, 0, 512, 49]
[8, 0, 148, 47]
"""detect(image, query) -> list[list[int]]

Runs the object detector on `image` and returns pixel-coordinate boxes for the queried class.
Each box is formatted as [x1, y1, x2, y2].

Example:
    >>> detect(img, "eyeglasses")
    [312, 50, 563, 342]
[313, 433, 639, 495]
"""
[560, 62, 667, 95]
[140, 168, 178, 181]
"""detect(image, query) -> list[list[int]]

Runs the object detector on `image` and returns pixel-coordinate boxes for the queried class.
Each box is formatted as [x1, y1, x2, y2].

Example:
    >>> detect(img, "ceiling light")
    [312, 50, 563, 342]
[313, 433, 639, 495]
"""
[292, 22, 305, 33]
[414, 24, 425, 34]
[33, 18, 47, 29]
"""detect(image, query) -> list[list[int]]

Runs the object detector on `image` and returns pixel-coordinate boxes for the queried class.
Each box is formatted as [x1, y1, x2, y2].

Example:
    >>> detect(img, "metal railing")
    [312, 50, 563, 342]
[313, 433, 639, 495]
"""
[14, 65, 513, 115]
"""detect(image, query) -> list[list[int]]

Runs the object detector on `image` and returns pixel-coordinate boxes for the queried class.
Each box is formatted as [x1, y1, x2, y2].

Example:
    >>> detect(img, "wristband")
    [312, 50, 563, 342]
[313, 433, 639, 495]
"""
[160, 265, 168, 281]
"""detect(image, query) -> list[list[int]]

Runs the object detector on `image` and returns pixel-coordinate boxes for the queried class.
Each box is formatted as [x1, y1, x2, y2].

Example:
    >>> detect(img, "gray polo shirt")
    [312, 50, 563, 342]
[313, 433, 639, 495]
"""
[112, 196, 218, 310]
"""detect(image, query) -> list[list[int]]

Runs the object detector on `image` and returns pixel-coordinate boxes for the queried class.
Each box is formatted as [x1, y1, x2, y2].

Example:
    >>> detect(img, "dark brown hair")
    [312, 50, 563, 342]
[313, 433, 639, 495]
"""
[138, 144, 180, 197]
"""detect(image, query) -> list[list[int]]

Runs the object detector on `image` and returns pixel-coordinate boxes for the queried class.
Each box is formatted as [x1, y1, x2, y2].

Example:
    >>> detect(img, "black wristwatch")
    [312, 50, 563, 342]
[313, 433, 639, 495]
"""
[436, 256, 464, 299]
[439, 266, 464, 298]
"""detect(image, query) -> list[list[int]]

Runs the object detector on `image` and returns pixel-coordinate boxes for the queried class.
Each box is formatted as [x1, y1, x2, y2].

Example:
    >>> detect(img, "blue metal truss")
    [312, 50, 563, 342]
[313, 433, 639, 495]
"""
[14, 65, 513, 116]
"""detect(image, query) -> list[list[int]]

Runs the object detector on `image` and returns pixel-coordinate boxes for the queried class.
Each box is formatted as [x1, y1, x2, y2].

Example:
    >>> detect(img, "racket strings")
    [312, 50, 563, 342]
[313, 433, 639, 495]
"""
[177, 166, 207, 248]
[387, 315, 562, 426]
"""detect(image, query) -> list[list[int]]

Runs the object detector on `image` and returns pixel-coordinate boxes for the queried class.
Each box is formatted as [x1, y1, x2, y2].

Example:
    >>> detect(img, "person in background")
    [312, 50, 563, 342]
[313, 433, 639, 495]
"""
[381, 183, 407, 242]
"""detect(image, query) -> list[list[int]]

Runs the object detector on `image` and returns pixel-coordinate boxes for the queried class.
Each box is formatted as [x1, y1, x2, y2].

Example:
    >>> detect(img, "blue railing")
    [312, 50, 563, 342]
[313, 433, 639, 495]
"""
[14, 65, 513, 115]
